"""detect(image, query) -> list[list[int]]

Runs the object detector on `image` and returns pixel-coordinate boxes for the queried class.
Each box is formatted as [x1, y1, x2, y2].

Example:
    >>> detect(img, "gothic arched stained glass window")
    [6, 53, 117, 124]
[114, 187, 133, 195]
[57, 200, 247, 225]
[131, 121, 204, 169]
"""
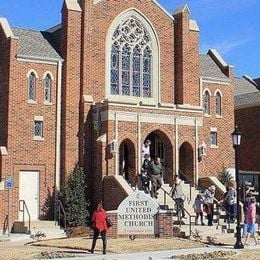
[203, 90, 210, 115]
[28, 72, 36, 101]
[110, 17, 152, 98]
[44, 74, 52, 103]
[216, 91, 222, 116]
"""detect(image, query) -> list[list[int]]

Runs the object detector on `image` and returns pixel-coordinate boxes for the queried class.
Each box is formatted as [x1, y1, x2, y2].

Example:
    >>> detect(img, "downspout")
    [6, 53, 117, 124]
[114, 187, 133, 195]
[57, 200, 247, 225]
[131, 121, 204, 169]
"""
[195, 118, 199, 185]
[55, 60, 63, 191]
[115, 112, 119, 175]
[175, 117, 179, 180]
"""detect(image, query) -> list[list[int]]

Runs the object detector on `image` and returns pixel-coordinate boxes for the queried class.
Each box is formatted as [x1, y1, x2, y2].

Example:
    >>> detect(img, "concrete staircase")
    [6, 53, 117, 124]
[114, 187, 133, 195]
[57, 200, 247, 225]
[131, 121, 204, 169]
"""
[156, 180, 238, 238]
[12, 221, 66, 240]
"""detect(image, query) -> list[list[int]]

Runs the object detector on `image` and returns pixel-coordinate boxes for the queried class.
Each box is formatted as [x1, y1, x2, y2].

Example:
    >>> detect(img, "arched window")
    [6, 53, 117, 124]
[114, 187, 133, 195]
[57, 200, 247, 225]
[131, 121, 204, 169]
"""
[28, 72, 36, 101]
[44, 74, 52, 103]
[203, 90, 210, 115]
[215, 91, 222, 116]
[110, 17, 152, 98]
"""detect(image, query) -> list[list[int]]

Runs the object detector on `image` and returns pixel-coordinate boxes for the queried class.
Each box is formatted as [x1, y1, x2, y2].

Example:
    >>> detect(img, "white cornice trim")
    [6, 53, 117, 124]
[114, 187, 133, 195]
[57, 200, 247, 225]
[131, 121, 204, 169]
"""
[16, 55, 63, 65]
[176, 104, 203, 112]
[0, 146, 8, 156]
[102, 100, 203, 114]
[103, 110, 203, 127]
[201, 77, 230, 85]
[0, 18, 17, 39]
[65, 0, 82, 12]
[189, 20, 199, 32]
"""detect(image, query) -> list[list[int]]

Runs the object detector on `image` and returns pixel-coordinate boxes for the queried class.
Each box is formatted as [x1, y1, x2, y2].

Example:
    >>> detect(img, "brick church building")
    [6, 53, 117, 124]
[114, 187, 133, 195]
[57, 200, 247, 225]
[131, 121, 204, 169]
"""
[0, 0, 236, 229]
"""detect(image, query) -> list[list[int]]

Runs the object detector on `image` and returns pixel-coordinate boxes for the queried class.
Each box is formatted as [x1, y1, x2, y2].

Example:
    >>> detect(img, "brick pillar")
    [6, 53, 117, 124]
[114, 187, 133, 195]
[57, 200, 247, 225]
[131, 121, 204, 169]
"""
[158, 210, 173, 238]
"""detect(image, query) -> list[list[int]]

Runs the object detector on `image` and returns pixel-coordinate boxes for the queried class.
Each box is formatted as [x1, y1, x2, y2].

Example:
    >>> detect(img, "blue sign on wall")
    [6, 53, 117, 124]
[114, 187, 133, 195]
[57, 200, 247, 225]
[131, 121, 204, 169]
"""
[5, 176, 14, 189]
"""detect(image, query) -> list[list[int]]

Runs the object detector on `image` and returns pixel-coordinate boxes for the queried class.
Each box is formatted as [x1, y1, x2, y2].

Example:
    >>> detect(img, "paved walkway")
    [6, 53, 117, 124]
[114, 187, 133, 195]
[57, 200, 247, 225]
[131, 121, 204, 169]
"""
[58, 244, 260, 260]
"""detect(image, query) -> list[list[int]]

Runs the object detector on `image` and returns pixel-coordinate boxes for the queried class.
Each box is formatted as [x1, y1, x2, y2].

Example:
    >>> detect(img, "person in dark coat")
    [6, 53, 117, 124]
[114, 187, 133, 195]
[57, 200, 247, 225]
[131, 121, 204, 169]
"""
[149, 157, 162, 198]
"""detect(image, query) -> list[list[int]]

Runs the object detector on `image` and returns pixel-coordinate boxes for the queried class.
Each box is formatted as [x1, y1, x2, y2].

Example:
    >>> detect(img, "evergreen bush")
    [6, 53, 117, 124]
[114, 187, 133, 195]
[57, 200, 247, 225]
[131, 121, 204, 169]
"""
[61, 164, 90, 226]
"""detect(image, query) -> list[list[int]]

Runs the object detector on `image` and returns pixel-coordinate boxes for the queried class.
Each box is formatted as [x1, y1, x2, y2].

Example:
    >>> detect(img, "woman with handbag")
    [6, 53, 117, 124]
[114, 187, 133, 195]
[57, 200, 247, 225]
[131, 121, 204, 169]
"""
[89, 201, 109, 255]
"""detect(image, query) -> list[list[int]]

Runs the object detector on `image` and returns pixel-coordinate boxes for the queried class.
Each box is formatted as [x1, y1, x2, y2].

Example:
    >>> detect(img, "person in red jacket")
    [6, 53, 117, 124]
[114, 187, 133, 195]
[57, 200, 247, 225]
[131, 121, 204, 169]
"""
[89, 201, 108, 254]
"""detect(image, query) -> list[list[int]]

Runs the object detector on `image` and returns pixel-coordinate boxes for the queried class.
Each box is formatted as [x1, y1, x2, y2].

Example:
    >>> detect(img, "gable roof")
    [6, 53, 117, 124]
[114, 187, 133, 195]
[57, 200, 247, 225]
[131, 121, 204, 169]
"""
[200, 54, 228, 80]
[12, 27, 62, 61]
[234, 77, 260, 107]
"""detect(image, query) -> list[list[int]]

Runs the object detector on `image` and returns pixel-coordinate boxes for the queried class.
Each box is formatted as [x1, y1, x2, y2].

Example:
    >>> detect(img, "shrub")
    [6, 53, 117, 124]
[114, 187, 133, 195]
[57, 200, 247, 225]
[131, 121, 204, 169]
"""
[61, 164, 90, 227]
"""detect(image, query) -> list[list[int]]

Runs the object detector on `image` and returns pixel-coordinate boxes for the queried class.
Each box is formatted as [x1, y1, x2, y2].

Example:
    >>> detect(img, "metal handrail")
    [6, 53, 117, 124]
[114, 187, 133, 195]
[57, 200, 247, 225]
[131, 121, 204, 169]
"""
[147, 175, 195, 237]
[56, 199, 67, 230]
[178, 170, 231, 230]
[2, 215, 8, 235]
[19, 200, 31, 233]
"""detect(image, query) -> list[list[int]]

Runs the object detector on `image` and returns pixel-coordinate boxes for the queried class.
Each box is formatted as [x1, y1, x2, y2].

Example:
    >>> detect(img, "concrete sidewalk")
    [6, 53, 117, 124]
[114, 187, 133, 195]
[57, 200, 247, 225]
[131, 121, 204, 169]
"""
[58, 244, 260, 260]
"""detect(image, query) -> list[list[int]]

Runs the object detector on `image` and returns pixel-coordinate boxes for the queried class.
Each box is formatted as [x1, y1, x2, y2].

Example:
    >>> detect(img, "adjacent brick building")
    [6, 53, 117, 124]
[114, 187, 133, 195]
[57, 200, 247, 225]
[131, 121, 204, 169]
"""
[0, 0, 236, 230]
[234, 75, 260, 194]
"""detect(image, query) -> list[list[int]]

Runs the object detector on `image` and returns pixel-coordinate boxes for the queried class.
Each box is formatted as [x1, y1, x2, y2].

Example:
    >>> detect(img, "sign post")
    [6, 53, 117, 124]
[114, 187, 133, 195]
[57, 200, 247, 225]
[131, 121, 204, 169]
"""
[5, 176, 14, 237]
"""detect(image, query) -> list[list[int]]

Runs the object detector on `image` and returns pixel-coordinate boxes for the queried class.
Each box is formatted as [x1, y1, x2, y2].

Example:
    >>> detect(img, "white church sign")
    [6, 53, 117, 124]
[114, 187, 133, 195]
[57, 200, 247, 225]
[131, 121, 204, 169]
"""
[117, 191, 160, 235]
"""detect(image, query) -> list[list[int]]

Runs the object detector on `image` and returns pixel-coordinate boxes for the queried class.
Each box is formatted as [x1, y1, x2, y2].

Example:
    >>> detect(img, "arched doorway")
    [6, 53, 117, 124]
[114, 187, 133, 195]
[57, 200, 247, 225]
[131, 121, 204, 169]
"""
[179, 142, 194, 183]
[119, 139, 136, 186]
[145, 130, 174, 184]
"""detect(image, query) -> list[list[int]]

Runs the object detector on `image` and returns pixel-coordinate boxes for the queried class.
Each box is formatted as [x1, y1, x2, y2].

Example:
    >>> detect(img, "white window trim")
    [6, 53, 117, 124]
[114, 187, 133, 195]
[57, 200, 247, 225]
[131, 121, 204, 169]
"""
[33, 116, 44, 141]
[210, 128, 218, 148]
[105, 8, 160, 105]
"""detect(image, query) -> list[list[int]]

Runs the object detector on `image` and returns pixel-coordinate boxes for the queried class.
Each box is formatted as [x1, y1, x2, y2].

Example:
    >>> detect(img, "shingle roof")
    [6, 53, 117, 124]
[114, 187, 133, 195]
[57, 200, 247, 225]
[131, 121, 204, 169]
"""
[233, 77, 258, 96]
[234, 77, 260, 107]
[12, 27, 62, 61]
[200, 54, 228, 80]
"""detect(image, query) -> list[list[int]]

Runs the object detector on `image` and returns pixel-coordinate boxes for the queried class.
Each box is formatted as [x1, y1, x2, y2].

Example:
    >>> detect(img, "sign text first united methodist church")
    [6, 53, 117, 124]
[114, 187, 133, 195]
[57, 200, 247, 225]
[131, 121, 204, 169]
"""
[117, 192, 160, 235]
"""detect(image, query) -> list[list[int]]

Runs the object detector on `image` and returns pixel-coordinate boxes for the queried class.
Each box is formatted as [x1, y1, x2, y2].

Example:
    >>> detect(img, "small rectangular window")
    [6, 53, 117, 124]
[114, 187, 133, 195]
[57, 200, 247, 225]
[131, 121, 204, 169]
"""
[34, 120, 43, 139]
[210, 131, 218, 147]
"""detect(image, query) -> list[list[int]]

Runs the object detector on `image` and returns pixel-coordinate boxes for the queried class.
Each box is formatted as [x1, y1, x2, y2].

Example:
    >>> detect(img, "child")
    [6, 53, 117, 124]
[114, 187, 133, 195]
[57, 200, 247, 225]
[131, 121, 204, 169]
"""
[193, 194, 205, 225]
[244, 197, 258, 246]
[141, 154, 150, 193]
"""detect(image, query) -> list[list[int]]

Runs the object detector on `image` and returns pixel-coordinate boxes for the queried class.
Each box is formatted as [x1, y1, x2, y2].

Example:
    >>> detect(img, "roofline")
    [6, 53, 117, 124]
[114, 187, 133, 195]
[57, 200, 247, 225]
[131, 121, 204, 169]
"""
[152, 0, 174, 21]
[243, 75, 259, 87]
[46, 24, 62, 33]
[173, 4, 191, 15]
[207, 49, 229, 68]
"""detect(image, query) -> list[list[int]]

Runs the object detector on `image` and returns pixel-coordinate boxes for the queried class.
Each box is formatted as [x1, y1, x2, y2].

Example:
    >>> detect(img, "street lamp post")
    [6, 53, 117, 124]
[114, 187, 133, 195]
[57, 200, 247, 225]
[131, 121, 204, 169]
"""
[232, 126, 244, 249]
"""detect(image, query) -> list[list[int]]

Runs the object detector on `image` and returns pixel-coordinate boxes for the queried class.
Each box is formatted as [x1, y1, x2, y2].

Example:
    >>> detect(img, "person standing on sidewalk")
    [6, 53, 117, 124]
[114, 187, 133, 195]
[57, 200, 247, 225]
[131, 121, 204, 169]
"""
[89, 201, 108, 255]
[244, 197, 258, 246]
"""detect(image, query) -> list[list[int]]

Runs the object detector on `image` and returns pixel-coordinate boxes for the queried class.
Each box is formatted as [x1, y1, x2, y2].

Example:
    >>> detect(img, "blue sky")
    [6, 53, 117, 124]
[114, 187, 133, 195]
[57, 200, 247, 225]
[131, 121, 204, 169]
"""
[0, 0, 259, 78]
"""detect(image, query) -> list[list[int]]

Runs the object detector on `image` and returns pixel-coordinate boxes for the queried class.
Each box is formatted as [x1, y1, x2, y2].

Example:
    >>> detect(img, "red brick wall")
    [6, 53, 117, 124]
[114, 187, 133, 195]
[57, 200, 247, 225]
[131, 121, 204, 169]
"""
[235, 106, 260, 171]
[199, 81, 235, 178]
[0, 26, 10, 148]
[60, 6, 82, 182]
[174, 9, 200, 106]
[0, 34, 59, 228]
